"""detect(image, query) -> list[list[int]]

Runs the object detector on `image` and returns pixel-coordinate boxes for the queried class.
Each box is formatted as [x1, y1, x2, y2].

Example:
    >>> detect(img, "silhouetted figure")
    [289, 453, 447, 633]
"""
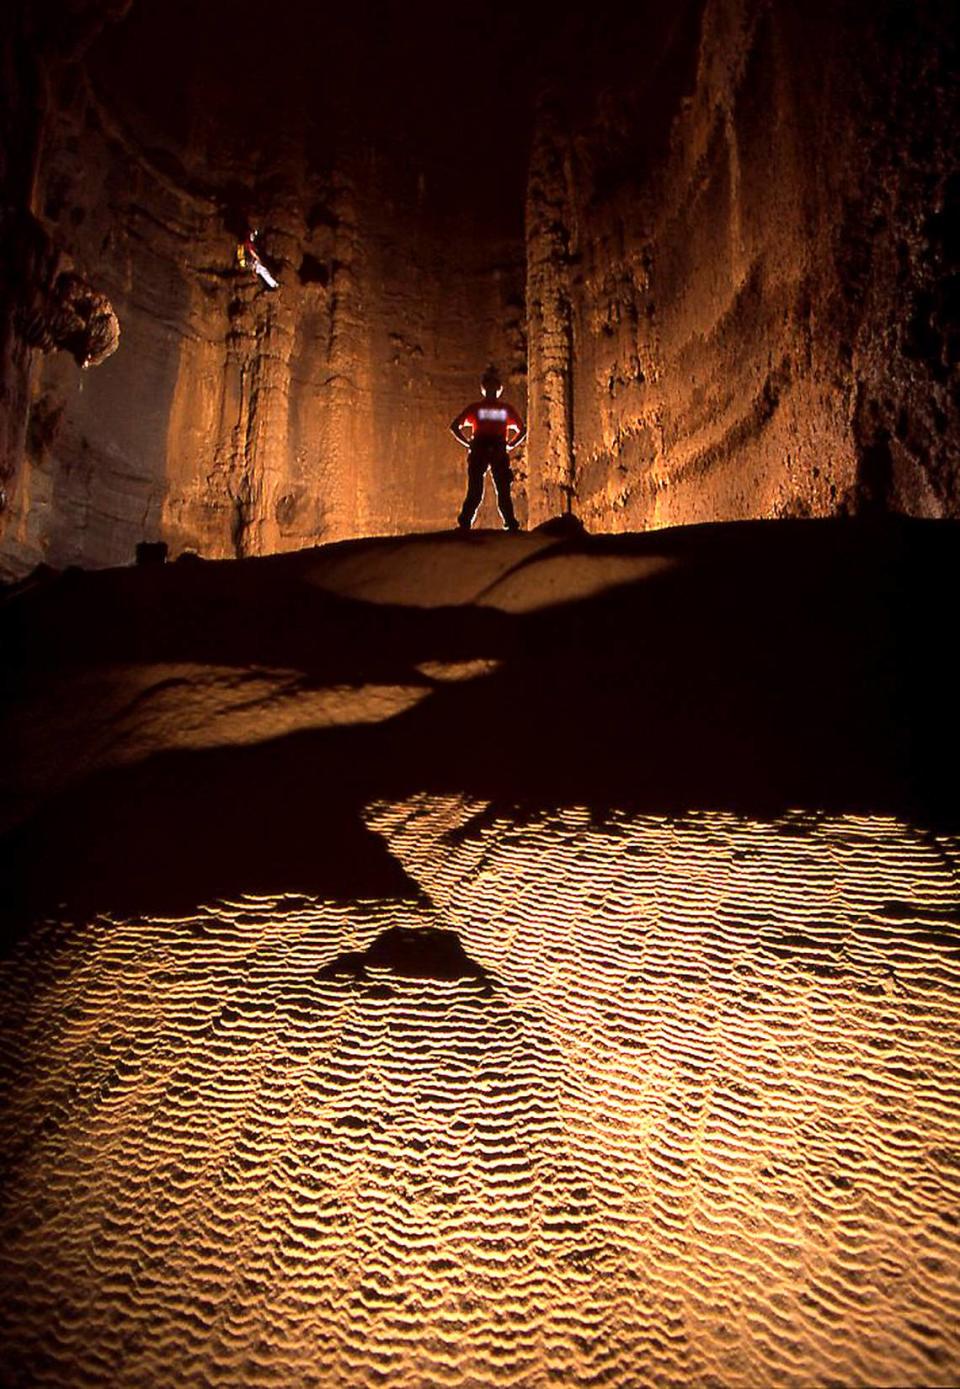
[450, 365, 525, 531]
[236, 228, 279, 290]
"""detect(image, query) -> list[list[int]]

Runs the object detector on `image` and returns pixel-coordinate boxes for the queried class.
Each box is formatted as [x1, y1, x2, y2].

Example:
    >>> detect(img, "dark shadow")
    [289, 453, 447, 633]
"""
[1, 532, 512, 679]
[298, 253, 330, 287]
[317, 925, 494, 991]
[1, 734, 423, 928]
[2, 516, 959, 934]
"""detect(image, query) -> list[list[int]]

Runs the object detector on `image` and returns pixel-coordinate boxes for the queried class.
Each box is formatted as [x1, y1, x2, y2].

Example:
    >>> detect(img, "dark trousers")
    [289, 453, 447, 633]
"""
[458, 442, 517, 529]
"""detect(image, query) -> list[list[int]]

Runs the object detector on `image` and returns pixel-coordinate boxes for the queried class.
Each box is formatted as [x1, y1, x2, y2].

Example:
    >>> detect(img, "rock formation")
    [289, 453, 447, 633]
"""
[525, 0, 960, 528]
[0, 1, 530, 575]
[1, 0, 958, 570]
[0, 1, 127, 540]
[8, 214, 119, 370]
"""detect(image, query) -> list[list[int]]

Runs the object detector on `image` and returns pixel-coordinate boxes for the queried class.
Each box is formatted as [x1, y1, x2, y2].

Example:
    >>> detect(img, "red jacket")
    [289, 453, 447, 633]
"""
[453, 399, 524, 444]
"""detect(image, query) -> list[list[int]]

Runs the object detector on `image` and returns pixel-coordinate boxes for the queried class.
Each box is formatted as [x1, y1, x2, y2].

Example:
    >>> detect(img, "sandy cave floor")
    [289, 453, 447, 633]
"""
[1, 519, 959, 1387]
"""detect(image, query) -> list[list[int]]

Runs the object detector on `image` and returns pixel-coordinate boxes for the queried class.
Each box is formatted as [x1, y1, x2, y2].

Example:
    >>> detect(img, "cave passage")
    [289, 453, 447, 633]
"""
[2, 0, 960, 1384]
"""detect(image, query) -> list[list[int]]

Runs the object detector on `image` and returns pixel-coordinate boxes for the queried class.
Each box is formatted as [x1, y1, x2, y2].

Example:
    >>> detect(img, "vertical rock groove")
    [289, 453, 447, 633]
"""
[1, 0, 958, 559]
[525, 0, 960, 530]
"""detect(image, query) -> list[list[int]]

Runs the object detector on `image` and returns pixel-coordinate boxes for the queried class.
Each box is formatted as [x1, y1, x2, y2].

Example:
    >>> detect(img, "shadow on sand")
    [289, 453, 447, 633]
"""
[2, 516, 958, 933]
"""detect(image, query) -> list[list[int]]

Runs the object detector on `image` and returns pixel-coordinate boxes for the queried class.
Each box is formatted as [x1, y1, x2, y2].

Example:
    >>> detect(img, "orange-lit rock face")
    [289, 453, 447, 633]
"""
[526, 0, 960, 530]
[2, 1, 957, 571]
[1, 804, 959, 1386]
[0, 2, 529, 574]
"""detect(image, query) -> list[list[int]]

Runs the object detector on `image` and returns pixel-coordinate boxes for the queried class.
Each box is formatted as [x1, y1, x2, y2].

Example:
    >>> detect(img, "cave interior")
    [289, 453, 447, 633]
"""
[1, 2, 960, 1387]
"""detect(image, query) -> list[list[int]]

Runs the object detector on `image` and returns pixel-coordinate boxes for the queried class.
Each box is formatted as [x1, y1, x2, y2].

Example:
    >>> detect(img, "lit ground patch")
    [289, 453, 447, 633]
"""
[2, 663, 428, 821]
[1, 807, 958, 1386]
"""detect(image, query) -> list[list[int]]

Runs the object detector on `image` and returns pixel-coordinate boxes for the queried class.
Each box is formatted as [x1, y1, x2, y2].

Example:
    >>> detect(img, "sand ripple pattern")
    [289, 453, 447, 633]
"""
[1, 805, 959, 1387]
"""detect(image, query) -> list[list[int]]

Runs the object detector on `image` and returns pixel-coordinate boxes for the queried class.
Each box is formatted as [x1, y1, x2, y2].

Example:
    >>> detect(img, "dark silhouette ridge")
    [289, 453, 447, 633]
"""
[2, 516, 958, 936]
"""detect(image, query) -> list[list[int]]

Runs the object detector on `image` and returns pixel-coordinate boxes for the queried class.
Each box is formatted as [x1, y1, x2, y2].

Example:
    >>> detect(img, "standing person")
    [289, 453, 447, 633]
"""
[450, 366, 525, 531]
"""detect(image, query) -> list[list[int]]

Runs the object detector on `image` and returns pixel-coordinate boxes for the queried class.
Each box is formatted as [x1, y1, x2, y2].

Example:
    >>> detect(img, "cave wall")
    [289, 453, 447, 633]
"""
[525, 0, 960, 529]
[5, 0, 957, 570]
[0, 2, 129, 567]
[0, 3, 527, 575]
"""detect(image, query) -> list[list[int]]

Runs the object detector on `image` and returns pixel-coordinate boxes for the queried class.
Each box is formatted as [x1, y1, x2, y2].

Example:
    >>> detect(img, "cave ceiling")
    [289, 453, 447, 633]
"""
[84, 0, 578, 239]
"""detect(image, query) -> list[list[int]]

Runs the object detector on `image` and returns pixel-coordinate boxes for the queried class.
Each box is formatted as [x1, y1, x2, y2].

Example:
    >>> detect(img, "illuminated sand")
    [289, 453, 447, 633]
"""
[2, 804, 959, 1386]
[2, 521, 959, 1385]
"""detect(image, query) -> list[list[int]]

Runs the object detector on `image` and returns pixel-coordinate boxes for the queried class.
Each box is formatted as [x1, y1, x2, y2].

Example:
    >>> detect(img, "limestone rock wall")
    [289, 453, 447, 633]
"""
[6, 0, 955, 569]
[0, 1, 129, 558]
[525, 0, 960, 529]
[0, 3, 527, 575]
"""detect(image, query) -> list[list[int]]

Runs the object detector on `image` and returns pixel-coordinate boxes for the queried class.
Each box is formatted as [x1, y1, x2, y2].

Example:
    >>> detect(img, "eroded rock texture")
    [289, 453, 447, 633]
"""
[526, 0, 960, 529]
[9, 214, 120, 370]
[0, 2, 127, 545]
[3, 0, 958, 569]
[0, 2, 528, 574]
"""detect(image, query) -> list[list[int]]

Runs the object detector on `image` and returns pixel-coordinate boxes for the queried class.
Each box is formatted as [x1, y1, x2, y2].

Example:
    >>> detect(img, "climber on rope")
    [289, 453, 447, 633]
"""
[450, 365, 525, 531]
[236, 228, 280, 290]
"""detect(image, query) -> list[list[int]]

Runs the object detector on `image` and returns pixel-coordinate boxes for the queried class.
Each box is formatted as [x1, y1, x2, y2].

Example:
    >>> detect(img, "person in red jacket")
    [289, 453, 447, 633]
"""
[450, 366, 525, 530]
[236, 228, 280, 290]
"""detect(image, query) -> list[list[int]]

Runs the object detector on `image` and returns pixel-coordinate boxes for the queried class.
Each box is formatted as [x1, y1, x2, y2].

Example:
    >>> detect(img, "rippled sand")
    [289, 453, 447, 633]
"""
[2, 800, 958, 1386]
